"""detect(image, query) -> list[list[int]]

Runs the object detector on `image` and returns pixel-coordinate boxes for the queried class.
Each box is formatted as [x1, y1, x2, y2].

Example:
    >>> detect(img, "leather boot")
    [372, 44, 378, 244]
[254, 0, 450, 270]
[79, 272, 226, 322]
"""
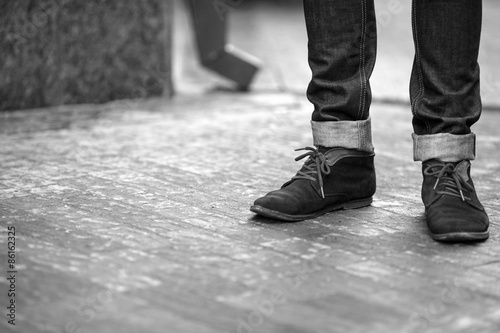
[250, 147, 376, 221]
[421, 159, 489, 242]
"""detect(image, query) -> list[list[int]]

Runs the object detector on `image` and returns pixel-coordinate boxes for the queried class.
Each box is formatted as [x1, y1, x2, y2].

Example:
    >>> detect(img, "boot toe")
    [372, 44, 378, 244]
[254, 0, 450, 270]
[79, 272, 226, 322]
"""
[253, 192, 301, 216]
[426, 197, 489, 240]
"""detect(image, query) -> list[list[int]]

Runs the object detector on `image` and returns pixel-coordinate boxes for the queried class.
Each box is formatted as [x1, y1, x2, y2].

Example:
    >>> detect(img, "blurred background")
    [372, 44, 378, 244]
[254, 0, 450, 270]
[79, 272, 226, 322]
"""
[1, 0, 499, 111]
[174, 0, 500, 108]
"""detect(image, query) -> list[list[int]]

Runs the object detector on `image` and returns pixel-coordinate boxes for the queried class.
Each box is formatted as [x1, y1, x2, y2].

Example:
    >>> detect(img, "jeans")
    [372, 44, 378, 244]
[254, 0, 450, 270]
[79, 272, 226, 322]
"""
[304, 0, 482, 162]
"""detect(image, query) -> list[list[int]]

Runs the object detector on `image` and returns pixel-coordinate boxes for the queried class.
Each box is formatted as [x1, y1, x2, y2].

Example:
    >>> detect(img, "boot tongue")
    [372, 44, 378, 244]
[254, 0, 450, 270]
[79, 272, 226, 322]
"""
[454, 160, 470, 182]
[317, 146, 331, 154]
[320, 147, 372, 166]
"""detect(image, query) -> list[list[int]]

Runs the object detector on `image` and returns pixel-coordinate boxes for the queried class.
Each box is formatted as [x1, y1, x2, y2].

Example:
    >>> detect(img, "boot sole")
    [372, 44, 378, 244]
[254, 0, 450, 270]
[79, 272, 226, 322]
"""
[432, 231, 489, 242]
[250, 197, 373, 222]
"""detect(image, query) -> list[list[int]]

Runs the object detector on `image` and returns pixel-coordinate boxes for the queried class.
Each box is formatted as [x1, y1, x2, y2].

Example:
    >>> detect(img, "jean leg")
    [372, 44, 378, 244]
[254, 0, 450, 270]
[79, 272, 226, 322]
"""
[410, 0, 482, 136]
[411, 0, 482, 162]
[304, 0, 377, 123]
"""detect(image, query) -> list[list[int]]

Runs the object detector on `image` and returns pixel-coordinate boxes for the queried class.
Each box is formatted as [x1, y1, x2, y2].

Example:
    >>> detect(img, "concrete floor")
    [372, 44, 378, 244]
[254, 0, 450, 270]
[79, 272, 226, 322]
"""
[1, 92, 500, 333]
[2, 1, 500, 333]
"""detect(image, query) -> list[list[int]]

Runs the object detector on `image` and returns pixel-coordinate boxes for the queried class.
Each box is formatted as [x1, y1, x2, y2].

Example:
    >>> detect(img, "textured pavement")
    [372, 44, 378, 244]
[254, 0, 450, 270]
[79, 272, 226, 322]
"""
[1, 91, 499, 332]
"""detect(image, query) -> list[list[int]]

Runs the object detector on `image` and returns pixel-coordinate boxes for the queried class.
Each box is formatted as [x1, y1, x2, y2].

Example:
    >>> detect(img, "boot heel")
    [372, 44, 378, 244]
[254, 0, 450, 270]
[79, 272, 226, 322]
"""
[343, 197, 373, 210]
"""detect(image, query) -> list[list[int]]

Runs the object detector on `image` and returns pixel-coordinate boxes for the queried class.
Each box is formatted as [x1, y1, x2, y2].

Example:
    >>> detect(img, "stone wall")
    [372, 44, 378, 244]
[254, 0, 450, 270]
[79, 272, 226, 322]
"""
[0, 0, 173, 111]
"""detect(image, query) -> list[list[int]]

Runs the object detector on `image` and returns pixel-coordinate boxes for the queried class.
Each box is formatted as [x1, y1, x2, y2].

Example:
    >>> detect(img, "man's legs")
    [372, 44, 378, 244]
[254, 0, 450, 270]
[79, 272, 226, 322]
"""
[250, 0, 377, 221]
[411, 0, 489, 241]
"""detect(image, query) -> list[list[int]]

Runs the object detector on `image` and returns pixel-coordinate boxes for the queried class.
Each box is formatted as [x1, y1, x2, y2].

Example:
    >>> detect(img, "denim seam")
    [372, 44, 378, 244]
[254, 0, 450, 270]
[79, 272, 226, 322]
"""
[411, 0, 431, 134]
[358, 122, 363, 150]
[357, 123, 365, 149]
[357, 0, 367, 120]
[358, 0, 363, 118]
[362, 0, 368, 119]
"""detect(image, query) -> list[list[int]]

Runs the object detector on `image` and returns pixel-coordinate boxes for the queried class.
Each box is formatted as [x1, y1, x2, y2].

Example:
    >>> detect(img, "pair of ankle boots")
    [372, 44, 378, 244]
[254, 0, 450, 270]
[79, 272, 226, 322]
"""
[251, 147, 489, 242]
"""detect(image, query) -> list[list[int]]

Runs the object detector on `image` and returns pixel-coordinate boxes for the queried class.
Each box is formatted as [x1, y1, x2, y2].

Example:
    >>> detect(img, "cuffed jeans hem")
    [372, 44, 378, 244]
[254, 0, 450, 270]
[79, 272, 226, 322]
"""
[412, 133, 476, 162]
[311, 118, 374, 153]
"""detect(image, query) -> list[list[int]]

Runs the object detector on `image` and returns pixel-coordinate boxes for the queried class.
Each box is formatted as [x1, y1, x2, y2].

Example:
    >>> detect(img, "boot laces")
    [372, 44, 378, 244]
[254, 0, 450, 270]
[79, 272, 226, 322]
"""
[291, 147, 331, 198]
[423, 163, 474, 201]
